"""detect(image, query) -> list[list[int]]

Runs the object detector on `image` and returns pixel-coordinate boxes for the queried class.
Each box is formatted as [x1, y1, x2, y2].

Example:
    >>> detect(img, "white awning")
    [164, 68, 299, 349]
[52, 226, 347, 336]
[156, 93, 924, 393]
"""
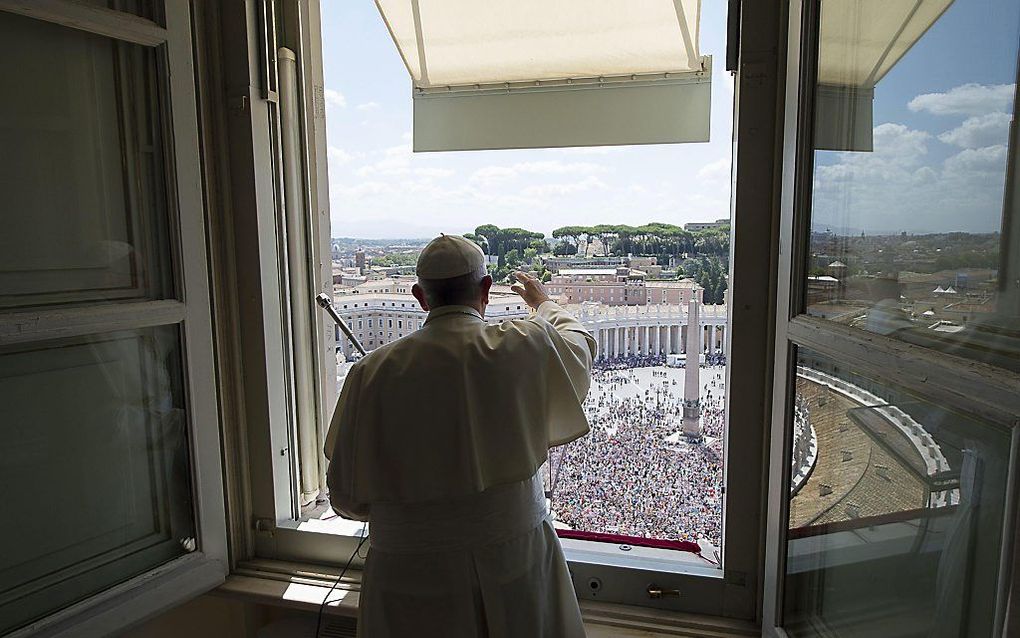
[376, 0, 703, 89]
[818, 0, 953, 88]
[375, 0, 710, 151]
[814, 0, 953, 152]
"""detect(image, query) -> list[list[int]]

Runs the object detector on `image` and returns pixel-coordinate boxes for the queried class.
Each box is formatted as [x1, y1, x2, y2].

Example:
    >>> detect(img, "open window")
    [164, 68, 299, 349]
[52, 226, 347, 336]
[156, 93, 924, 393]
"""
[221, 0, 784, 624]
[0, 1, 226, 635]
[765, 0, 1020, 634]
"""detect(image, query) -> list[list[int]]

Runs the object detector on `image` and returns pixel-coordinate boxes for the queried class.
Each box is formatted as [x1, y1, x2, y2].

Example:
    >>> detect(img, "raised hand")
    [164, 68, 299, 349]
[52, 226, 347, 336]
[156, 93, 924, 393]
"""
[511, 271, 551, 310]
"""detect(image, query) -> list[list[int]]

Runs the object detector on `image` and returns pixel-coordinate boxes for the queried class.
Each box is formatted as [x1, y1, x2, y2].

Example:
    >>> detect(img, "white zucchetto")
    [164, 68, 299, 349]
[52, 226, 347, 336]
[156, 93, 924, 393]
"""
[415, 234, 485, 279]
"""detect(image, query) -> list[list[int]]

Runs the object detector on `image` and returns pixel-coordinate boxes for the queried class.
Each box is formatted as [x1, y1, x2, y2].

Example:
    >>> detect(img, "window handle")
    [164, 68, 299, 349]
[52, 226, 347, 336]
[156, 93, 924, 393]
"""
[646, 584, 681, 599]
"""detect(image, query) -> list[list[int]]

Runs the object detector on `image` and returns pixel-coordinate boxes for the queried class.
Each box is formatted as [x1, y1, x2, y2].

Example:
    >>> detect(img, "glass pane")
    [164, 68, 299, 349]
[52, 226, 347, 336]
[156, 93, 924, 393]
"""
[0, 11, 173, 309]
[804, 0, 1020, 373]
[0, 325, 195, 634]
[785, 348, 1012, 637]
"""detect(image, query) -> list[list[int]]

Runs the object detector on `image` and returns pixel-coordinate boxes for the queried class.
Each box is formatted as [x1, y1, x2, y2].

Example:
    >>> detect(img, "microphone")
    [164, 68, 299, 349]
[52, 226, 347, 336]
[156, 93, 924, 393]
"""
[316, 293, 367, 356]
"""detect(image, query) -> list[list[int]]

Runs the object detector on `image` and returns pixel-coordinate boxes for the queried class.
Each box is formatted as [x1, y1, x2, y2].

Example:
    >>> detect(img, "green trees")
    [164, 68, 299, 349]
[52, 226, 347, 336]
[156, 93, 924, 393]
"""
[553, 241, 578, 255]
[371, 252, 418, 267]
[473, 225, 545, 257]
[462, 232, 488, 253]
[551, 225, 590, 248]
[474, 224, 501, 254]
[550, 222, 730, 267]
[468, 221, 731, 297]
[679, 255, 728, 304]
[472, 224, 550, 282]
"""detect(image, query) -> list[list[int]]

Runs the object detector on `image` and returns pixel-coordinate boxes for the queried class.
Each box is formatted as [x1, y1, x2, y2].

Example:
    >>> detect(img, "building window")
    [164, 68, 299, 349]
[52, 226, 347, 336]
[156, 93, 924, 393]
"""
[0, 5, 224, 633]
[768, 1, 1020, 634]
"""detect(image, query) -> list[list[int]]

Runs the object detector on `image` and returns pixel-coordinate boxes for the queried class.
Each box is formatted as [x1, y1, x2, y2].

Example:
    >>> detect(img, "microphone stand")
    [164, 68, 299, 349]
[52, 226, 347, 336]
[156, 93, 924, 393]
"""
[315, 293, 367, 356]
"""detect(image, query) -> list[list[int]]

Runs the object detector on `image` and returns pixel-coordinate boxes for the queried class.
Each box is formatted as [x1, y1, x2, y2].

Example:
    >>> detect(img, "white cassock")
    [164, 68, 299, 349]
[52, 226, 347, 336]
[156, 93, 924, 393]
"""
[324, 300, 596, 638]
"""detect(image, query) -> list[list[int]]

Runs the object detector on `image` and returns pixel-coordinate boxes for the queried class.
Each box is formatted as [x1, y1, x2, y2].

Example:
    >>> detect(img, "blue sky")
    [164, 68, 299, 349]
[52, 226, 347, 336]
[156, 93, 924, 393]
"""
[812, 0, 1019, 235]
[320, 1, 1018, 239]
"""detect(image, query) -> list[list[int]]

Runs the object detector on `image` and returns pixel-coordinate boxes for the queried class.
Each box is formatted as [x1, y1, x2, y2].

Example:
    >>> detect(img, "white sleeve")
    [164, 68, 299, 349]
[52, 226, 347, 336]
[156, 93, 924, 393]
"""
[324, 363, 370, 521]
[536, 300, 597, 364]
[533, 301, 596, 446]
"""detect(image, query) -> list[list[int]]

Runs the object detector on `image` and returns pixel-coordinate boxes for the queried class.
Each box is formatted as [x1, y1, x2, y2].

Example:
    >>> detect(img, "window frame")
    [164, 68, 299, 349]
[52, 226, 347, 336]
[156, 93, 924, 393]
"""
[761, 0, 1020, 634]
[219, 0, 788, 624]
[0, 1, 228, 635]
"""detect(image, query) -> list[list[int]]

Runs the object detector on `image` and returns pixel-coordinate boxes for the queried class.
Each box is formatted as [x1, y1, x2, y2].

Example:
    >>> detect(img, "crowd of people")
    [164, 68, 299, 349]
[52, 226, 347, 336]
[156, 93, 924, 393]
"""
[594, 353, 666, 370]
[594, 352, 728, 371]
[705, 352, 727, 367]
[546, 364, 727, 547]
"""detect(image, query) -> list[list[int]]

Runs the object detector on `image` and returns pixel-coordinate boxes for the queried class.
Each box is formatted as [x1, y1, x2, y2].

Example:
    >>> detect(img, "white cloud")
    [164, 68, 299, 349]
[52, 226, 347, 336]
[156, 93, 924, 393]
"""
[331, 181, 389, 198]
[356, 101, 380, 111]
[937, 112, 1011, 149]
[469, 160, 609, 185]
[696, 157, 732, 182]
[870, 122, 931, 160]
[907, 83, 1015, 116]
[943, 144, 1008, 174]
[522, 176, 608, 197]
[551, 146, 618, 156]
[354, 143, 455, 179]
[323, 88, 347, 108]
[814, 123, 930, 191]
[327, 146, 354, 164]
[811, 121, 1008, 234]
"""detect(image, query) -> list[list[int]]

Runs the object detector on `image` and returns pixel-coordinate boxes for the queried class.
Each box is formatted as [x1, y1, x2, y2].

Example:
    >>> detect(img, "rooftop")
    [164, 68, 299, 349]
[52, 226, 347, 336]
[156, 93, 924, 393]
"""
[558, 268, 620, 276]
[645, 279, 700, 288]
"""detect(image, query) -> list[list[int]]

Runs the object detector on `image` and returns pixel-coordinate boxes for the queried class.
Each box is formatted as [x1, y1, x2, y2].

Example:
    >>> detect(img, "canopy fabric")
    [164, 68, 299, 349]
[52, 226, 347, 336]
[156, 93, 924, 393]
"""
[376, 0, 703, 89]
[817, 0, 953, 88]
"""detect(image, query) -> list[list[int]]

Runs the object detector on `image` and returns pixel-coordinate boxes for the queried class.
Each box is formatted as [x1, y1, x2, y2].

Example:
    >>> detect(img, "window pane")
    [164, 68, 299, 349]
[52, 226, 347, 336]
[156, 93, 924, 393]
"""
[0, 11, 173, 309]
[785, 348, 1012, 637]
[803, 0, 1020, 373]
[0, 325, 195, 634]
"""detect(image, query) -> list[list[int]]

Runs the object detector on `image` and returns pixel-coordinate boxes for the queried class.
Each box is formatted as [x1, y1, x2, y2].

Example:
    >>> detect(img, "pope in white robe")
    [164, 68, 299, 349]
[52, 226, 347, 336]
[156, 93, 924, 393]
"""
[324, 234, 596, 638]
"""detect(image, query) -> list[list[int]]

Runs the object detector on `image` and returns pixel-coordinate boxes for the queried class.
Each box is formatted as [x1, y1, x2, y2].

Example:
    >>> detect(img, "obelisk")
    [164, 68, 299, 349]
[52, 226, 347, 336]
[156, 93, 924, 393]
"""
[683, 296, 702, 438]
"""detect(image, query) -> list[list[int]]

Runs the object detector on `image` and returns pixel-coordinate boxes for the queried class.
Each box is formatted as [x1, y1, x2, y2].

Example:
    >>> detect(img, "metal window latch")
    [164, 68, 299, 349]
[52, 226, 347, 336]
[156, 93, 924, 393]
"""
[254, 518, 276, 534]
[647, 584, 681, 599]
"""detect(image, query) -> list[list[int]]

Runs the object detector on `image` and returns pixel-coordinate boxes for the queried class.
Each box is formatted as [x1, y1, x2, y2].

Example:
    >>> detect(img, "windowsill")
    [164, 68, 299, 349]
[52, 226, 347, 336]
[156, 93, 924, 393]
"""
[8, 554, 226, 638]
[563, 538, 722, 577]
[218, 562, 758, 637]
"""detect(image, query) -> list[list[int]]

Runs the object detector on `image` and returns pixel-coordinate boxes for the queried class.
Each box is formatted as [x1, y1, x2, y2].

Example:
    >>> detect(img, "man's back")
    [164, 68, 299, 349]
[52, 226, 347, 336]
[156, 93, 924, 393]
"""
[323, 250, 596, 638]
[327, 302, 595, 516]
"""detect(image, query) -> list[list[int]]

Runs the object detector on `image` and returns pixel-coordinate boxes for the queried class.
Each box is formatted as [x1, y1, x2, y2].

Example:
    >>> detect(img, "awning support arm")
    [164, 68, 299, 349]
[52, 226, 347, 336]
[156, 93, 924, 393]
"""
[672, 0, 700, 70]
[411, 0, 430, 86]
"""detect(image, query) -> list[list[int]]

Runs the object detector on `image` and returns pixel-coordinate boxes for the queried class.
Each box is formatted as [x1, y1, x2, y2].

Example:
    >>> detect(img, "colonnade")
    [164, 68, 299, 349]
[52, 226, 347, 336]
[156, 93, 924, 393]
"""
[587, 320, 727, 359]
[335, 298, 729, 360]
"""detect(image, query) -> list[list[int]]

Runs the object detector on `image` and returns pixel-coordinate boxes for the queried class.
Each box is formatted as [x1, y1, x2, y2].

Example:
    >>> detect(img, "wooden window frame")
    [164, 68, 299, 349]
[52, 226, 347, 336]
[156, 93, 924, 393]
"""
[0, 1, 228, 635]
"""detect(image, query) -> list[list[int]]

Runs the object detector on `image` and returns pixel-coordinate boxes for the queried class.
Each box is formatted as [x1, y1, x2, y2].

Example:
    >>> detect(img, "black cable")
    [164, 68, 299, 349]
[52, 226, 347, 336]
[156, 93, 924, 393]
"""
[315, 526, 369, 637]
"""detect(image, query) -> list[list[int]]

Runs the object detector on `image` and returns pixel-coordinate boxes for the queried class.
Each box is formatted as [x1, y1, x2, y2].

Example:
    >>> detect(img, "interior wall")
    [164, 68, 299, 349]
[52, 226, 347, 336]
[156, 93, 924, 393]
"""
[118, 595, 286, 638]
[118, 593, 732, 638]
